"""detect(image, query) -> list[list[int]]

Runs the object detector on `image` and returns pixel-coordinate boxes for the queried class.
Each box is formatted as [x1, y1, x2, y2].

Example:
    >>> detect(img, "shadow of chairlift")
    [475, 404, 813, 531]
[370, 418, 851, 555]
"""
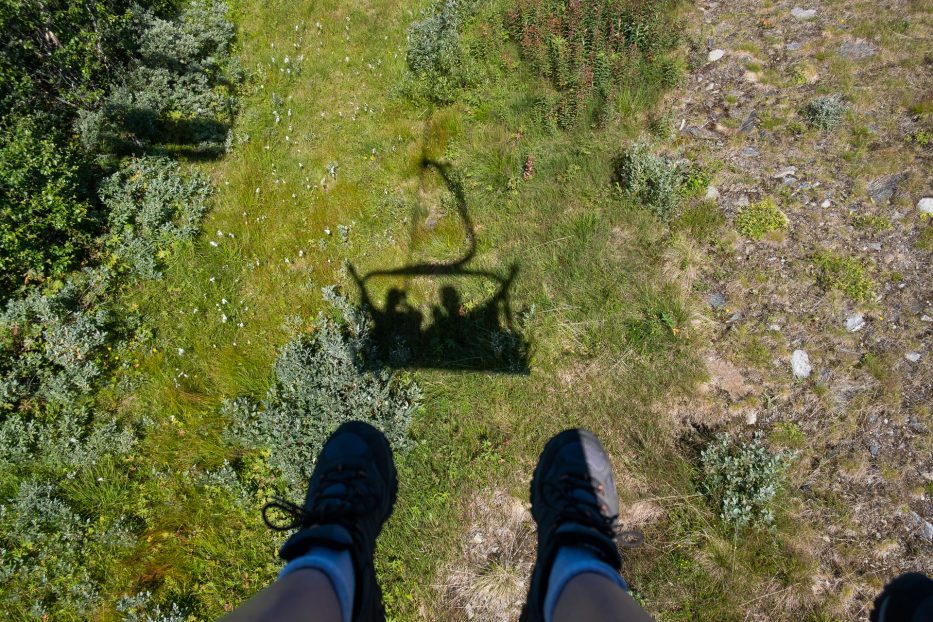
[348, 158, 530, 374]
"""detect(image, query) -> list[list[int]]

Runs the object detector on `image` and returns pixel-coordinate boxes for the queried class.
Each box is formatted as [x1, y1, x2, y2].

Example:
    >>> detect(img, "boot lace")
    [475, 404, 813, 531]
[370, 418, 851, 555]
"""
[544, 472, 643, 548]
[262, 464, 377, 531]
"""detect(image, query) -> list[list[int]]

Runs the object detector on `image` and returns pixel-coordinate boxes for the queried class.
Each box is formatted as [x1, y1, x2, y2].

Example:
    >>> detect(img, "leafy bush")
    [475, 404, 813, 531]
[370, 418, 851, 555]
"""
[812, 250, 876, 303]
[0, 409, 137, 619]
[803, 94, 846, 131]
[0, 116, 91, 296]
[77, 0, 239, 155]
[701, 433, 791, 529]
[0, 269, 114, 412]
[506, 0, 679, 128]
[613, 142, 683, 219]
[406, 0, 477, 103]
[100, 157, 212, 279]
[735, 198, 788, 239]
[226, 288, 422, 498]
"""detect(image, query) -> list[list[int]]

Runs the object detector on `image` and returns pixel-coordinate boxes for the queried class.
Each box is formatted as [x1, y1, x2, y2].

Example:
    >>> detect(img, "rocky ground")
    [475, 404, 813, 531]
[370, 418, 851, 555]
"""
[671, 0, 931, 615]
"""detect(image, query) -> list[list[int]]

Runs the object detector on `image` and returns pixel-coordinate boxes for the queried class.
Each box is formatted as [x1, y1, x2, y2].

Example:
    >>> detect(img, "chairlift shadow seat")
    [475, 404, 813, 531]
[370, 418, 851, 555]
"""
[348, 158, 529, 374]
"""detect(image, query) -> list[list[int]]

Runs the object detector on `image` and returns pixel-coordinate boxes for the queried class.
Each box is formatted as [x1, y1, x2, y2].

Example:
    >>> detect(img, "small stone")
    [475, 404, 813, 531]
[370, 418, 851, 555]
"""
[791, 349, 812, 379]
[867, 173, 905, 204]
[821, 199, 831, 208]
[746, 411, 758, 425]
[708, 49, 725, 62]
[839, 39, 877, 60]
[768, 324, 782, 332]
[921, 315, 933, 323]
[741, 146, 760, 158]
[869, 442, 880, 458]
[735, 195, 750, 208]
[905, 352, 922, 363]
[739, 110, 759, 133]
[786, 41, 802, 52]
[869, 242, 882, 251]
[773, 166, 797, 179]
[727, 311, 743, 324]
[705, 186, 720, 201]
[846, 314, 866, 332]
[918, 197, 933, 215]
[791, 7, 816, 20]
[707, 292, 726, 309]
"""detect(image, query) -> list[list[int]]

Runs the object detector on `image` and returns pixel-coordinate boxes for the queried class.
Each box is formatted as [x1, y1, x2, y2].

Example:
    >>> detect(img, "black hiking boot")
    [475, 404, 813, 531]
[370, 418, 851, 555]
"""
[520, 428, 625, 622]
[262, 421, 397, 622]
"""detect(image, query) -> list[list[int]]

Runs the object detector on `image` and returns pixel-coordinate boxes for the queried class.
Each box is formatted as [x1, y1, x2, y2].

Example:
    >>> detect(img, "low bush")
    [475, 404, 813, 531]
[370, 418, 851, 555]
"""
[735, 198, 788, 239]
[613, 142, 683, 219]
[701, 433, 792, 529]
[77, 0, 239, 156]
[0, 409, 137, 618]
[100, 157, 212, 279]
[0, 269, 114, 413]
[0, 116, 91, 296]
[803, 94, 846, 131]
[406, 0, 478, 103]
[811, 250, 875, 303]
[225, 288, 422, 498]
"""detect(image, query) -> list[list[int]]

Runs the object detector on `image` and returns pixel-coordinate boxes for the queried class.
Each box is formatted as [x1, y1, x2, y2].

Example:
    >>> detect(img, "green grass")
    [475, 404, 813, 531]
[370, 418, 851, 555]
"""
[70, 0, 823, 619]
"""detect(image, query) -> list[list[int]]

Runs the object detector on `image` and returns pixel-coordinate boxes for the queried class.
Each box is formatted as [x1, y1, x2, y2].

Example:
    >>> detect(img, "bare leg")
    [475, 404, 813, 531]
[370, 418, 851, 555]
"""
[220, 568, 342, 622]
[552, 573, 654, 622]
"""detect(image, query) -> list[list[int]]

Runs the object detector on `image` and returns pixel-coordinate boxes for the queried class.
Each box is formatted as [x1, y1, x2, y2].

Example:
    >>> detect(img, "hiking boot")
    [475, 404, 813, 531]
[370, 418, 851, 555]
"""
[262, 420, 397, 622]
[520, 428, 624, 622]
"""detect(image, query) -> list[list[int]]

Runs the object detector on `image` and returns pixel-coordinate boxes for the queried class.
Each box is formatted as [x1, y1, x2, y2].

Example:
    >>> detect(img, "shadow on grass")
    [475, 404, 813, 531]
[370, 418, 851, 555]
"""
[349, 157, 530, 374]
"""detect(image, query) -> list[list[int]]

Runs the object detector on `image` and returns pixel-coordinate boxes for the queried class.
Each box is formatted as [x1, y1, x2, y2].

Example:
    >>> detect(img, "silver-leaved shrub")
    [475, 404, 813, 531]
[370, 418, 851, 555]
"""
[225, 288, 422, 498]
[100, 157, 212, 280]
[701, 433, 792, 529]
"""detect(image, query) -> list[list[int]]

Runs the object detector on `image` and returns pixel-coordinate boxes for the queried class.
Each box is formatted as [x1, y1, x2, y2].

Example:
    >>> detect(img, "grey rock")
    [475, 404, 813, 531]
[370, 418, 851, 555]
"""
[708, 49, 725, 62]
[773, 166, 797, 179]
[739, 110, 759, 133]
[918, 197, 933, 215]
[741, 146, 760, 158]
[735, 195, 750, 208]
[908, 417, 927, 434]
[791, 349, 812, 379]
[708, 292, 727, 309]
[910, 511, 933, 542]
[846, 314, 866, 332]
[869, 441, 880, 457]
[786, 41, 802, 51]
[705, 186, 720, 201]
[727, 311, 743, 324]
[839, 39, 877, 60]
[869, 242, 882, 251]
[905, 352, 922, 363]
[921, 315, 933, 323]
[867, 173, 905, 204]
[791, 7, 817, 20]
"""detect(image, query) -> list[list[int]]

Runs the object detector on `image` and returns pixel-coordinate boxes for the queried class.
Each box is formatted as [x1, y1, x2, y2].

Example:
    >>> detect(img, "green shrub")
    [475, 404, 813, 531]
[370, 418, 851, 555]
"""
[701, 433, 792, 529]
[226, 288, 422, 498]
[100, 157, 212, 279]
[803, 94, 846, 131]
[613, 142, 683, 219]
[77, 1, 239, 155]
[812, 250, 875, 303]
[505, 0, 679, 128]
[405, 0, 482, 104]
[0, 409, 137, 618]
[735, 198, 788, 239]
[0, 116, 91, 296]
[0, 268, 113, 413]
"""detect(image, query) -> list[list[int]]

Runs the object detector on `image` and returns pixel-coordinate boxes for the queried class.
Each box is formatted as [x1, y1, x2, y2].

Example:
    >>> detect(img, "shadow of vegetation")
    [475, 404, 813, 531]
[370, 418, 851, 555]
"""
[91, 102, 232, 160]
[350, 158, 530, 374]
